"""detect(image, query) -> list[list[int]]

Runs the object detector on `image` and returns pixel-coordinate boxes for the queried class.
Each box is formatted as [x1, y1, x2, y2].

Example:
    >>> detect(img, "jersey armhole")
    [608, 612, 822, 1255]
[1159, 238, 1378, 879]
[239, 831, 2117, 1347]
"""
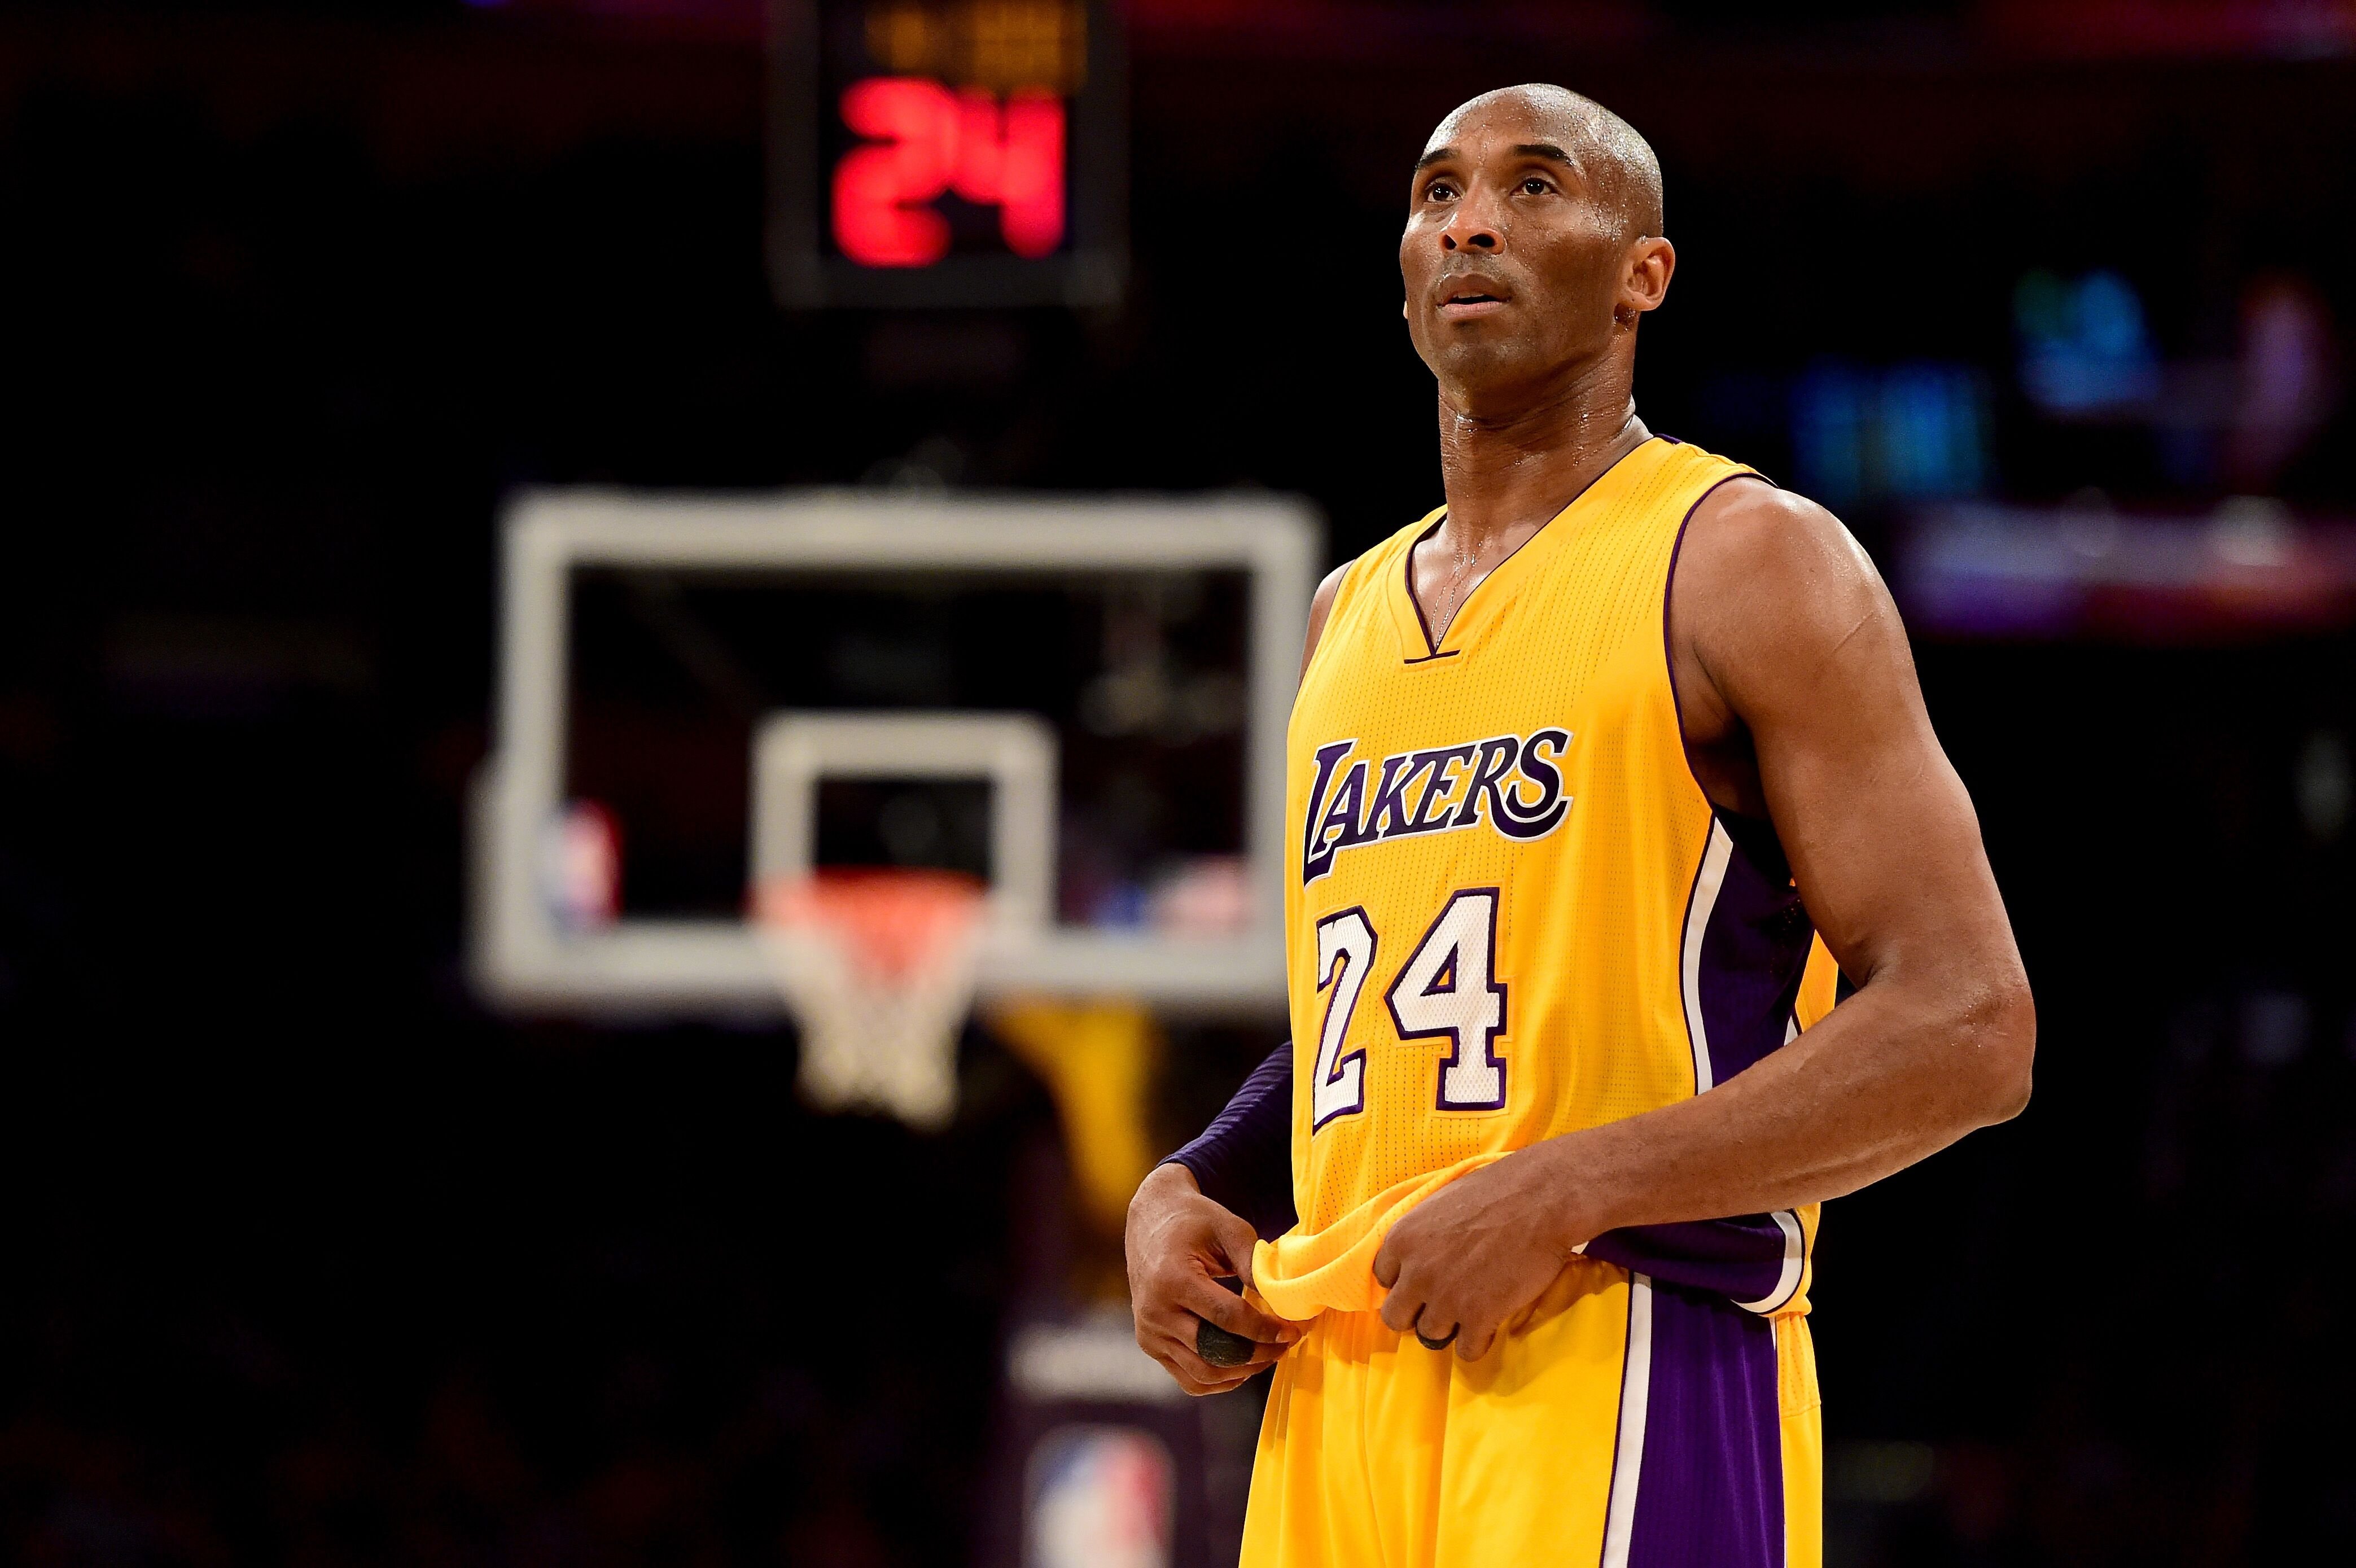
[1659, 466, 1771, 809]
[1311, 519, 1432, 672]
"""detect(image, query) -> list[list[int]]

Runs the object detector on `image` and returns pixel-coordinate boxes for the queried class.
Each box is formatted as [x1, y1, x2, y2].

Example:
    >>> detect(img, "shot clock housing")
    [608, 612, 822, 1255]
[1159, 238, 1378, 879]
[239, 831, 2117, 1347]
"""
[767, 0, 1127, 309]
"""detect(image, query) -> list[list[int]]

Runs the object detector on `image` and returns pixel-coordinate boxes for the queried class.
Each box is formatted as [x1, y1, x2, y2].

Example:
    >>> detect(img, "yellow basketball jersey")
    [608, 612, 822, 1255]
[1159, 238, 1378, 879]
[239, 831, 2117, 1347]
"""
[1254, 436, 1829, 1320]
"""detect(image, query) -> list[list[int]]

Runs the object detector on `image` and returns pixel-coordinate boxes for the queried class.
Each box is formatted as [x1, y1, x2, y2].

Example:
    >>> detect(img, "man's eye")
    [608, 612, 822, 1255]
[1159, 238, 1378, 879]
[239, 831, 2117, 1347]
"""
[1522, 177, 1551, 195]
[1427, 182, 1456, 201]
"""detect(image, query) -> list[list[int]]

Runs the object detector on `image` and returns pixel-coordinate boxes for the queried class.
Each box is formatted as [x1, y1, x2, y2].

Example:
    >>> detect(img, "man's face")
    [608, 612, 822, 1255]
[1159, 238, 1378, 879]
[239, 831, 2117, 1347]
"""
[1400, 97, 1635, 408]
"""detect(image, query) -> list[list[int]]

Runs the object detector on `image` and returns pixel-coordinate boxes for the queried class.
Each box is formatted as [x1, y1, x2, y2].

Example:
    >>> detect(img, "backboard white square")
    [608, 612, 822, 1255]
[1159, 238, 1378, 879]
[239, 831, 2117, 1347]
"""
[750, 710, 1057, 934]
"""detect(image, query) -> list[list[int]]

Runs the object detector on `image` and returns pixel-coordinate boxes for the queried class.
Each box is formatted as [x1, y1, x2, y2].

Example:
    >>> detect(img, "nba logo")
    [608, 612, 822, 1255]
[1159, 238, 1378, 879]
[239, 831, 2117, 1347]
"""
[1023, 1425, 1173, 1568]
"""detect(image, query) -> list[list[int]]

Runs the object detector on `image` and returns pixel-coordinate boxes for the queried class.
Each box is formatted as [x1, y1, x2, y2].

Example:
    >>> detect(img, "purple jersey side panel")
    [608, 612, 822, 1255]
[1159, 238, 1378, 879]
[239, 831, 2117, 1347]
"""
[1692, 809, 1818, 1087]
[1624, 1282, 1785, 1568]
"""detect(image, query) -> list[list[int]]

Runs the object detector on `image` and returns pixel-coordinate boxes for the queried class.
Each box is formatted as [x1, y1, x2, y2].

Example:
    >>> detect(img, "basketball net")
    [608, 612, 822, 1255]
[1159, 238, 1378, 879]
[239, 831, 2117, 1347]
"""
[754, 869, 987, 1132]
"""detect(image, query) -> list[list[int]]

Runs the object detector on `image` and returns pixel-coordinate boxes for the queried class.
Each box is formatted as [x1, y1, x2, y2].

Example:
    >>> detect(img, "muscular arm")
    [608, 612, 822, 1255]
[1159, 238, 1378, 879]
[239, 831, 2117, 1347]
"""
[1600, 483, 2033, 1211]
[1375, 481, 2034, 1356]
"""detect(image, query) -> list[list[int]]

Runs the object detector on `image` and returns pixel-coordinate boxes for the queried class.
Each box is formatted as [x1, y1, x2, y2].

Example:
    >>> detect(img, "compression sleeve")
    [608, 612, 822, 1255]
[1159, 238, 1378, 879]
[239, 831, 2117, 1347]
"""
[1162, 1041, 1298, 1242]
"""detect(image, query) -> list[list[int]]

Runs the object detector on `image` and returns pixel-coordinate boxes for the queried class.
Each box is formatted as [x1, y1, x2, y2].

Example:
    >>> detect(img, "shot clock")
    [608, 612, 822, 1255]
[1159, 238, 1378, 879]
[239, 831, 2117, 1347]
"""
[768, 0, 1126, 308]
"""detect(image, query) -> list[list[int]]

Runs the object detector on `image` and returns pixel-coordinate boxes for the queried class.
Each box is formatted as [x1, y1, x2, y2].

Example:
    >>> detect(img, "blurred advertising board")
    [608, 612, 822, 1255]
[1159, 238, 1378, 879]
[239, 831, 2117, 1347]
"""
[1898, 499, 2356, 643]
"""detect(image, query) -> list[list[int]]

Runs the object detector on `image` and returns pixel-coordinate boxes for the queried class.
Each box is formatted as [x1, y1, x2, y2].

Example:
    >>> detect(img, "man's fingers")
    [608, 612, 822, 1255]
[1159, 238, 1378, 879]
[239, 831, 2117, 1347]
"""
[1163, 1363, 1244, 1398]
[1377, 1278, 1425, 1335]
[1168, 1363, 1254, 1396]
[1148, 1329, 1274, 1394]
[1196, 1337, 1288, 1378]
[1211, 1212, 1264, 1290]
[1178, 1272, 1295, 1344]
[1126, 1179, 1304, 1396]
[1372, 1235, 1402, 1289]
[1411, 1316, 1460, 1351]
[1145, 1331, 1233, 1391]
[1455, 1321, 1499, 1361]
[1141, 1303, 1290, 1373]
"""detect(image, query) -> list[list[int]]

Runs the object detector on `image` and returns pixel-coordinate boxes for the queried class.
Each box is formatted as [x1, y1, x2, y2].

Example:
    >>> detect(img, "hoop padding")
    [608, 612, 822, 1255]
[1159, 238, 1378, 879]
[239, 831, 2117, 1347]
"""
[755, 869, 986, 1131]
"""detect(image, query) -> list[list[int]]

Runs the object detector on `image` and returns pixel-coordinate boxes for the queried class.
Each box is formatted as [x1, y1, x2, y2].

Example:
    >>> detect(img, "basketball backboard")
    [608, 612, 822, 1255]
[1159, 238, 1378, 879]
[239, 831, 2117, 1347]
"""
[470, 489, 1318, 1018]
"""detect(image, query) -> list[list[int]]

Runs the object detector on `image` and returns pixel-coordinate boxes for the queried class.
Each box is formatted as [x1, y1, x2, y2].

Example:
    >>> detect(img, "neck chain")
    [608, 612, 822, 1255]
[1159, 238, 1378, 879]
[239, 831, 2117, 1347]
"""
[1429, 523, 1483, 634]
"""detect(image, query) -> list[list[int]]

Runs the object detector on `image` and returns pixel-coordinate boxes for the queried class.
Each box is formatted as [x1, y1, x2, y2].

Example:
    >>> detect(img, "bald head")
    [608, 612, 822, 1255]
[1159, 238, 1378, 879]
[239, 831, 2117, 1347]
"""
[1422, 84, 1663, 240]
[1399, 82, 1678, 417]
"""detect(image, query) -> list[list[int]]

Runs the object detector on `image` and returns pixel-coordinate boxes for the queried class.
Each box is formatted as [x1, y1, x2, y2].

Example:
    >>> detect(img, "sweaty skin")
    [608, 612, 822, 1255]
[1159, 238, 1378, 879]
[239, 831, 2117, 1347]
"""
[1127, 84, 2034, 1383]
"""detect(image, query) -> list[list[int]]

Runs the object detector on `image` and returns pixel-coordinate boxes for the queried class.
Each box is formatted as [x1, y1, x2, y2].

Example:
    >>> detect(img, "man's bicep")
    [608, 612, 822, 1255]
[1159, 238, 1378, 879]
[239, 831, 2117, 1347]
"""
[1757, 675, 2000, 988]
[1696, 493, 2012, 986]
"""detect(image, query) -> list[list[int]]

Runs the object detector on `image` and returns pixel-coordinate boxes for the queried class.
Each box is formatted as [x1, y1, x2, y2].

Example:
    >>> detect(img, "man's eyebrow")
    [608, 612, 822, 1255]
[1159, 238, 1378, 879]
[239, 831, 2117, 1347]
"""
[1413, 141, 1577, 176]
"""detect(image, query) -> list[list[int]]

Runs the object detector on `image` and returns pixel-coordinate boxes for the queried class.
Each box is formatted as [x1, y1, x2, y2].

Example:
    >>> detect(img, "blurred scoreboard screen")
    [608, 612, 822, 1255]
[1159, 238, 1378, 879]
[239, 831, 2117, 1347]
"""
[769, 0, 1126, 309]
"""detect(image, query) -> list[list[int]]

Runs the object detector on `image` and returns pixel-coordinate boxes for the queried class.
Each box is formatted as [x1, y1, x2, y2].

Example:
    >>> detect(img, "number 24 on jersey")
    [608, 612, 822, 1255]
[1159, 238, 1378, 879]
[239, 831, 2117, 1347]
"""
[1311, 887, 1509, 1129]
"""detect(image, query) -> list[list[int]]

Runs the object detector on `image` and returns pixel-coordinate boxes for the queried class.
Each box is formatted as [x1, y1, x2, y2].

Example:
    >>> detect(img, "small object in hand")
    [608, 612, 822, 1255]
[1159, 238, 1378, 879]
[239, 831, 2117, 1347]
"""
[1196, 1273, 1261, 1367]
[1197, 1315, 1260, 1367]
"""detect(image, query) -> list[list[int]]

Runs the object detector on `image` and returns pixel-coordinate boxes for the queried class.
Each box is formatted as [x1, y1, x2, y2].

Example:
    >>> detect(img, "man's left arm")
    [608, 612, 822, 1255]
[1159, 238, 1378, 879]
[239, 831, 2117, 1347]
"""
[1373, 482, 2035, 1359]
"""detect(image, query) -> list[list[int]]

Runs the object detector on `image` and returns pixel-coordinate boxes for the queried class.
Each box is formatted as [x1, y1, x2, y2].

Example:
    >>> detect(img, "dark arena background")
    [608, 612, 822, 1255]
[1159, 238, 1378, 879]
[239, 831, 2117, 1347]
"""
[3, 1, 2355, 1563]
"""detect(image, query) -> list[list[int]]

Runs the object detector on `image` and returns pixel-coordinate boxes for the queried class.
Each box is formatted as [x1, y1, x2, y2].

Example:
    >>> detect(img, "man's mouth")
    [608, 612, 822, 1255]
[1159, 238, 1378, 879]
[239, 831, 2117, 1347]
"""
[1438, 290, 1508, 318]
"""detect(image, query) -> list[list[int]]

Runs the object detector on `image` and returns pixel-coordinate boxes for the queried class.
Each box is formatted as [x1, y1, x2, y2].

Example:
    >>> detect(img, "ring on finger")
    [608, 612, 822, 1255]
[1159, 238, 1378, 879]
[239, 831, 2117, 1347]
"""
[1408, 1304, 1459, 1352]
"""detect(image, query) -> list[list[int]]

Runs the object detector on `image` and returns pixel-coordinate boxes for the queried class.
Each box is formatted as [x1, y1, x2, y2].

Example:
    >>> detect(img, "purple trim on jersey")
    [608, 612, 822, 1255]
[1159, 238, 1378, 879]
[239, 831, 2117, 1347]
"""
[1403, 515, 1448, 657]
[1162, 1043, 1297, 1242]
[1694, 809, 1816, 1085]
[1586, 1215, 1792, 1307]
[1626, 1284, 1785, 1568]
[1661, 471, 1770, 746]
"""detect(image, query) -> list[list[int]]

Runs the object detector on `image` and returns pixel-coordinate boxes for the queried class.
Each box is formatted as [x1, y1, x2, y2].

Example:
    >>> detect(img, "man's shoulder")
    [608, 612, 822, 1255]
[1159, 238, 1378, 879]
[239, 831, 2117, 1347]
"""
[1679, 477, 1864, 598]
[1671, 472, 1902, 720]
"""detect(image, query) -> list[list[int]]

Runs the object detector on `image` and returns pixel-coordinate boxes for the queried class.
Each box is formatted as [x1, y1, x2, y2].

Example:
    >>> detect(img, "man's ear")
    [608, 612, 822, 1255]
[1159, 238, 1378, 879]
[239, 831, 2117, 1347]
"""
[1621, 235, 1676, 317]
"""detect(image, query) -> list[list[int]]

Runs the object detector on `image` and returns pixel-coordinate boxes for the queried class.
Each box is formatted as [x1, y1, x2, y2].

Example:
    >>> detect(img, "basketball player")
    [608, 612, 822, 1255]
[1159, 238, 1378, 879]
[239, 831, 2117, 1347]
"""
[1124, 85, 2034, 1567]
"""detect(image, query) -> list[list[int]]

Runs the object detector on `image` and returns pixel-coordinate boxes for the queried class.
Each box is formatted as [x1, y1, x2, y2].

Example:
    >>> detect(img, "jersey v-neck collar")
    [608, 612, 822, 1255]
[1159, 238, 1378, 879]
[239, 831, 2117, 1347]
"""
[1389, 434, 1663, 664]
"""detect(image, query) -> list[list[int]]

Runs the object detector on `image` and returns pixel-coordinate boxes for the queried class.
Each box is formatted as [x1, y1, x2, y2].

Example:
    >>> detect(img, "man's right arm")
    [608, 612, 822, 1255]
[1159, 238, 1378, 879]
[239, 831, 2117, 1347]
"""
[1124, 562, 1351, 1395]
[1126, 1061, 1300, 1396]
[1162, 1042, 1298, 1242]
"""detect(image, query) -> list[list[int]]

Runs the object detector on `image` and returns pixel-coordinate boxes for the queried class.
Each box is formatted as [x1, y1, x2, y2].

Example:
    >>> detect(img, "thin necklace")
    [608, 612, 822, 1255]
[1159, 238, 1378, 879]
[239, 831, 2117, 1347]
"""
[1429, 523, 1482, 635]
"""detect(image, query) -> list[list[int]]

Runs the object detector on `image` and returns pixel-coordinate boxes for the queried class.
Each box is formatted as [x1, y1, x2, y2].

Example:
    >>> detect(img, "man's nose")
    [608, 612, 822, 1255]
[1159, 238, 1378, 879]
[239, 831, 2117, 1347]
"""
[1440, 191, 1503, 253]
